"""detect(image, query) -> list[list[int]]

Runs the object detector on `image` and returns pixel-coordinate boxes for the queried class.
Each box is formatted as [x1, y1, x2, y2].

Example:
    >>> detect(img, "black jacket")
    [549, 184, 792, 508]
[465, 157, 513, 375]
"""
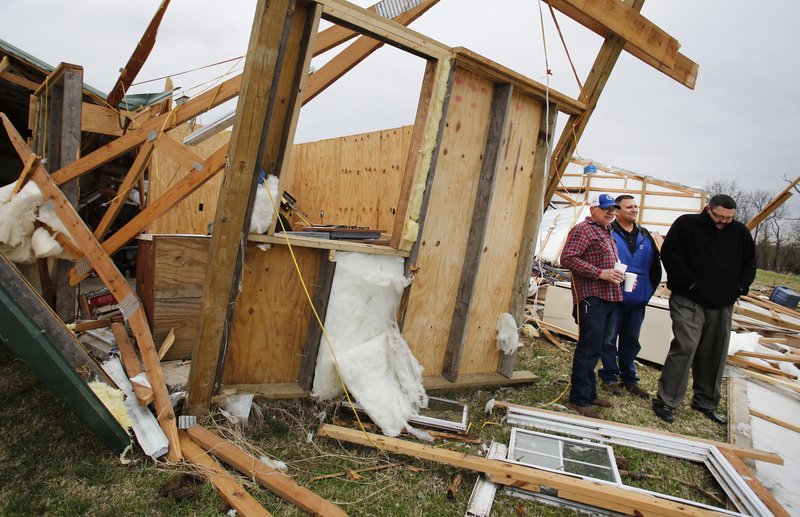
[661, 211, 756, 309]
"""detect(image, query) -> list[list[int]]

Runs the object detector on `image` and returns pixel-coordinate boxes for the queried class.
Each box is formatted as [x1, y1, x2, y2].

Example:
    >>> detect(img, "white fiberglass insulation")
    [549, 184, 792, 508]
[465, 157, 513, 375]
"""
[249, 174, 279, 234]
[311, 251, 427, 437]
[496, 312, 520, 354]
[0, 182, 74, 263]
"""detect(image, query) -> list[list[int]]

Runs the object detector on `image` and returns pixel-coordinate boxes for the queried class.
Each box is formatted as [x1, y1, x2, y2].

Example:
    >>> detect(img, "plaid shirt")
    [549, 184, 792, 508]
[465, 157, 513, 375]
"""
[560, 216, 623, 302]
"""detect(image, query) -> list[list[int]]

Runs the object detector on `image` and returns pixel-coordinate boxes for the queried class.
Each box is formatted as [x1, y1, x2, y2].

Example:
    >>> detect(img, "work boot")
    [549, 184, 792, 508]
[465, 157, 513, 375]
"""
[591, 397, 614, 408]
[566, 403, 603, 419]
[622, 383, 650, 399]
[652, 401, 674, 423]
[603, 382, 624, 396]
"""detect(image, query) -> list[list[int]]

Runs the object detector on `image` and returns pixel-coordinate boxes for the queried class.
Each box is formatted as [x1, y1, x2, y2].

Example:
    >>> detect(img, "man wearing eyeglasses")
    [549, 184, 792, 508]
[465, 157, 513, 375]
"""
[560, 193, 625, 420]
[652, 194, 756, 425]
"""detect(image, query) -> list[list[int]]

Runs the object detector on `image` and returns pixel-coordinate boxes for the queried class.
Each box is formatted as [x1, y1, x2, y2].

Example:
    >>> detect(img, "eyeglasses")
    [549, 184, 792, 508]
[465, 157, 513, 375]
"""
[709, 208, 734, 223]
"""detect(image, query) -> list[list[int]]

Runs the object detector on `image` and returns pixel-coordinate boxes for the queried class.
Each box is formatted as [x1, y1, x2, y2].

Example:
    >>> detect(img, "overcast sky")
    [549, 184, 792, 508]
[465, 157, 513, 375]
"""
[3, 0, 799, 201]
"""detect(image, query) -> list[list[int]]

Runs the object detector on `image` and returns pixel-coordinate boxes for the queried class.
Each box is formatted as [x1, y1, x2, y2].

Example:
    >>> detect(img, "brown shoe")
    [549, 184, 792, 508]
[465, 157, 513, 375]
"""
[603, 383, 624, 395]
[591, 398, 614, 408]
[567, 403, 603, 419]
[623, 383, 650, 399]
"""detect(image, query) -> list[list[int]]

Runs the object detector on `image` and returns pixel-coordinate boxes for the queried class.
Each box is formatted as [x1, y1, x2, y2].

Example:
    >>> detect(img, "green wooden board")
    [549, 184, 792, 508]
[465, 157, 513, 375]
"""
[0, 253, 130, 452]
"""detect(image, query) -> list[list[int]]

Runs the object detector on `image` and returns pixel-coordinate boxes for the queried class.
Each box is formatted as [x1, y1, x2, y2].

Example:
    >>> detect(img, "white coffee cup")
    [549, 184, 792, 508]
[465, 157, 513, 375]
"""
[614, 261, 628, 273]
[624, 272, 637, 292]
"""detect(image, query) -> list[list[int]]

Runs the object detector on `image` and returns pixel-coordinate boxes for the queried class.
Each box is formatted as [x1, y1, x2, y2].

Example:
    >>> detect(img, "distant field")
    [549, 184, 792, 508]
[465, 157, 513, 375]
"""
[752, 269, 800, 293]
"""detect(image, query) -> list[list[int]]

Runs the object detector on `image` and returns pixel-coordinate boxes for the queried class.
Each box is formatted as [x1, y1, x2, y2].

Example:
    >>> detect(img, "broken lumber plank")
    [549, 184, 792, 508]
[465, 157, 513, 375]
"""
[493, 401, 783, 466]
[739, 368, 800, 394]
[539, 326, 570, 352]
[537, 319, 578, 341]
[157, 328, 175, 361]
[750, 408, 800, 434]
[179, 431, 272, 517]
[734, 305, 800, 332]
[735, 350, 800, 363]
[717, 447, 790, 517]
[728, 355, 797, 380]
[309, 462, 404, 482]
[110, 322, 153, 405]
[185, 425, 347, 516]
[317, 424, 721, 516]
[106, 0, 171, 108]
[545, 0, 680, 68]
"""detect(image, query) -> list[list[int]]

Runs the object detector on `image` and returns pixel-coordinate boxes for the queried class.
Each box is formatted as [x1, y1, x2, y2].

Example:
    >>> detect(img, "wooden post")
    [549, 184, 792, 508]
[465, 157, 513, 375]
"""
[34, 63, 83, 322]
[442, 83, 513, 381]
[501, 102, 558, 377]
[185, 0, 322, 414]
[296, 254, 336, 391]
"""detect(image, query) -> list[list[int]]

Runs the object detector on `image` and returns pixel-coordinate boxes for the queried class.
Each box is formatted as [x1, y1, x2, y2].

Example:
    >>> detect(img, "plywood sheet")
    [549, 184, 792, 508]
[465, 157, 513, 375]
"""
[147, 124, 230, 234]
[460, 92, 543, 374]
[221, 244, 322, 384]
[283, 126, 413, 230]
[402, 68, 493, 374]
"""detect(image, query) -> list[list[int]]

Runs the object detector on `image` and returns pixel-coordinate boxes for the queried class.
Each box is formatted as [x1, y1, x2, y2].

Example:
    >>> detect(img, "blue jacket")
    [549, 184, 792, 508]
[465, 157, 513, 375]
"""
[611, 222, 661, 306]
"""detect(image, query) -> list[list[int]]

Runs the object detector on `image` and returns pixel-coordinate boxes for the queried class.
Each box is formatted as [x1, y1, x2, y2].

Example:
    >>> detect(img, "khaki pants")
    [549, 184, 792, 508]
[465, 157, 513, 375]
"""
[656, 294, 733, 410]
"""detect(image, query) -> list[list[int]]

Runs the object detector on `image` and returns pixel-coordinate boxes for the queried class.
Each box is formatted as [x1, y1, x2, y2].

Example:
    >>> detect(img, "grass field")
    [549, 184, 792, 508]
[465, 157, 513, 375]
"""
[1, 327, 734, 516]
[752, 269, 800, 294]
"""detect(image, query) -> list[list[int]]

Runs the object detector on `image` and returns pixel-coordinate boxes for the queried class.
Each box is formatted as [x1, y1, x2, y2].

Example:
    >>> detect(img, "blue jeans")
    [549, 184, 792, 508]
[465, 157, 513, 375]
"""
[600, 304, 646, 385]
[569, 297, 619, 406]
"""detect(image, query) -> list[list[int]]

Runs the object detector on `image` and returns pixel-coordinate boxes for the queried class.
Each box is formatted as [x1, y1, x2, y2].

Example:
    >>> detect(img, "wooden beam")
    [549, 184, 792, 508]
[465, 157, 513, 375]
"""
[750, 408, 800, 434]
[80, 102, 130, 136]
[179, 431, 272, 517]
[0, 70, 40, 91]
[313, 0, 440, 55]
[157, 328, 176, 361]
[110, 322, 154, 405]
[727, 355, 797, 380]
[297, 255, 336, 391]
[735, 350, 800, 363]
[544, 0, 697, 88]
[49, 73, 241, 186]
[317, 424, 722, 516]
[746, 176, 800, 230]
[93, 140, 155, 241]
[546, 0, 679, 67]
[12, 154, 39, 194]
[186, 425, 346, 516]
[106, 0, 171, 108]
[502, 103, 558, 376]
[186, 0, 322, 415]
[545, 0, 645, 205]
[442, 84, 513, 381]
[0, 56, 10, 75]
[0, 113, 183, 462]
[738, 369, 800, 394]
[317, 0, 449, 59]
[423, 371, 537, 390]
